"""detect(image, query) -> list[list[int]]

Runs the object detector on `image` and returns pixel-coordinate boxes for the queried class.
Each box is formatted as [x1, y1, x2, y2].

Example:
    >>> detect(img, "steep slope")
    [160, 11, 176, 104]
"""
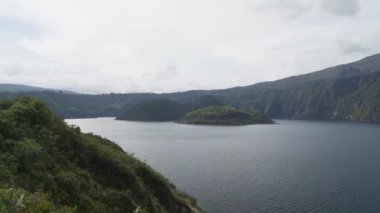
[234, 53, 380, 91]
[0, 98, 201, 212]
[195, 54, 380, 122]
[336, 72, 380, 122]
[208, 69, 380, 122]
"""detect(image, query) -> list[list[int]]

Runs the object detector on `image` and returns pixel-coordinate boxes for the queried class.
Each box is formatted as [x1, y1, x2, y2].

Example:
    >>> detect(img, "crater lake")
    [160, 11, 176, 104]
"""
[66, 118, 380, 213]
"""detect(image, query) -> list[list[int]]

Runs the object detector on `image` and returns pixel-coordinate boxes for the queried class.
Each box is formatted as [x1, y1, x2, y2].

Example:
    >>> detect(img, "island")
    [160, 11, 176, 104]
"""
[178, 106, 274, 125]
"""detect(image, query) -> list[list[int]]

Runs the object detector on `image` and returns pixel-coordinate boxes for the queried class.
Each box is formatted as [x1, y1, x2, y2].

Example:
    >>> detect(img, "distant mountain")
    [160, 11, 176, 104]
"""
[0, 83, 76, 94]
[1, 53, 380, 123]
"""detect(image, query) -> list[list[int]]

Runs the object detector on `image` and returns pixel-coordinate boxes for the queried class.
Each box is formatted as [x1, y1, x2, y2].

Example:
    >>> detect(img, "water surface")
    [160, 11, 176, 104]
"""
[66, 118, 380, 213]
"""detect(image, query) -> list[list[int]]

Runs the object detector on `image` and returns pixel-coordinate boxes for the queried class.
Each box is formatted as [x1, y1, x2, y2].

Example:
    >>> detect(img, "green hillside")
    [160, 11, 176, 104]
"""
[178, 106, 273, 125]
[218, 70, 380, 122]
[0, 98, 201, 212]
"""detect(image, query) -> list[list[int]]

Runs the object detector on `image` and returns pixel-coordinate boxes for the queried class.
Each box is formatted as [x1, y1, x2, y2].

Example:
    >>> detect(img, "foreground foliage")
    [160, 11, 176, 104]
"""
[0, 98, 200, 212]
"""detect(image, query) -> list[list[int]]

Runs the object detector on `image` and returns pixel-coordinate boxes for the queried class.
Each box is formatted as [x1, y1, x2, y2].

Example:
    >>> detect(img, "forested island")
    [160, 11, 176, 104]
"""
[0, 98, 201, 212]
[178, 106, 273, 125]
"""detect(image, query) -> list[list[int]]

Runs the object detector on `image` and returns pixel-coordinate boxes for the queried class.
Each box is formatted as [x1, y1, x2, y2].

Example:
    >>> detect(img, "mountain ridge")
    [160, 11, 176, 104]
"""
[0, 83, 76, 94]
[1, 53, 380, 123]
[213, 53, 380, 92]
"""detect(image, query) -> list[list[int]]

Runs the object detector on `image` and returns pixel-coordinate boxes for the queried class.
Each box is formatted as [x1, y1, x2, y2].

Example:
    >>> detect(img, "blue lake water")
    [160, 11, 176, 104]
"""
[66, 118, 380, 213]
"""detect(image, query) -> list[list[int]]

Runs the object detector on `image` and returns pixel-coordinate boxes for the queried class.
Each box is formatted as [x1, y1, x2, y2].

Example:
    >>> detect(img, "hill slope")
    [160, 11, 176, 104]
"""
[208, 68, 380, 122]
[0, 84, 47, 92]
[0, 84, 75, 94]
[226, 53, 380, 92]
[0, 98, 201, 212]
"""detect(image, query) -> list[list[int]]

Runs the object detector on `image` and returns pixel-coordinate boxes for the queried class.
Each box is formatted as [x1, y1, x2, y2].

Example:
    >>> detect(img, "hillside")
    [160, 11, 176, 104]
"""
[0, 84, 75, 94]
[241, 53, 380, 91]
[208, 69, 380, 122]
[0, 84, 47, 92]
[199, 54, 380, 122]
[116, 99, 186, 121]
[178, 106, 273, 125]
[0, 98, 201, 212]
[1, 54, 380, 122]
[117, 95, 224, 121]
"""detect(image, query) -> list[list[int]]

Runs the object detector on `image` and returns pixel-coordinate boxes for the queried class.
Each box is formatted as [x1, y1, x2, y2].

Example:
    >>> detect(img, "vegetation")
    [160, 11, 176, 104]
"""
[335, 72, 380, 122]
[222, 70, 380, 122]
[0, 97, 201, 212]
[178, 106, 273, 125]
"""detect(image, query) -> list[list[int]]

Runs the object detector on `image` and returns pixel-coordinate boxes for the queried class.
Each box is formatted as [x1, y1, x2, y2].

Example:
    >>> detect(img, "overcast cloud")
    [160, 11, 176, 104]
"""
[0, 0, 379, 93]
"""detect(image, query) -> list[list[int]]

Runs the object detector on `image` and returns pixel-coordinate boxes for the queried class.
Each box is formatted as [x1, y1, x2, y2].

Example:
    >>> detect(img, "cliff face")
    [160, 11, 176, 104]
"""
[0, 98, 201, 212]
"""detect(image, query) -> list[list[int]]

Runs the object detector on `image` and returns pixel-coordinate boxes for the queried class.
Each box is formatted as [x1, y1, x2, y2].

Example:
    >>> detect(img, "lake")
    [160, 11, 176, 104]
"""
[66, 118, 380, 213]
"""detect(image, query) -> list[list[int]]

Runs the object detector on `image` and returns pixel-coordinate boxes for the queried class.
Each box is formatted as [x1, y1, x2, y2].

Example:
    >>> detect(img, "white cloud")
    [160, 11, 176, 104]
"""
[0, 0, 378, 93]
[319, 0, 360, 16]
[249, 0, 360, 18]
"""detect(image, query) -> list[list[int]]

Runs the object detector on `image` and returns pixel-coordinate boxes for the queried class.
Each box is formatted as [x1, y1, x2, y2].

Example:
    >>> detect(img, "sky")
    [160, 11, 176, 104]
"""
[0, 0, 379, 94]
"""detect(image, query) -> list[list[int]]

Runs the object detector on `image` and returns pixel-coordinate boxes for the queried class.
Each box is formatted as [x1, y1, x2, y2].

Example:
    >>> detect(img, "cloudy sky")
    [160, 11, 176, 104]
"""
[0, 0, 379, 93]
